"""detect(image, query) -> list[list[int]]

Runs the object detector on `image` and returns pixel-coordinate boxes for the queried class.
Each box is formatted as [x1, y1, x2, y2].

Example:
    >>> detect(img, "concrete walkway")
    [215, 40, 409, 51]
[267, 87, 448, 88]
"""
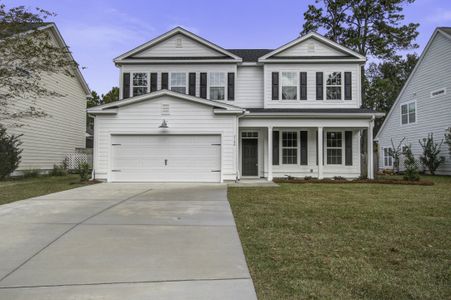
[0, 183, 257, 299]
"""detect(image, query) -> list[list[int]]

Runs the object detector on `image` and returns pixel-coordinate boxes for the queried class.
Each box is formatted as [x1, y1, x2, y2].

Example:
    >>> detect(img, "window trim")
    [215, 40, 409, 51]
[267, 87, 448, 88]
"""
[383, 147, 393, 167]
[280, 130, 299, 165]
[325, 71, 343, 101]
[169, 72, 188, 94]
[325, 130, 344, 166]
[208, 72, 227, 100]
[400, 100, 417, 126]
[131, 72, 149, 97]
[280, 71, 299, 101]
[430, 87, 446, 98]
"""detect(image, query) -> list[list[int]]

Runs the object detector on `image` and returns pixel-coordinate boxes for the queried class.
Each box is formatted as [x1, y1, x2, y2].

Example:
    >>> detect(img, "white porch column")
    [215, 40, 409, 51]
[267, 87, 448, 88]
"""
[267, 126, 273, 181]
[367, 118, 375, 179]
[318, 126, 324, 179]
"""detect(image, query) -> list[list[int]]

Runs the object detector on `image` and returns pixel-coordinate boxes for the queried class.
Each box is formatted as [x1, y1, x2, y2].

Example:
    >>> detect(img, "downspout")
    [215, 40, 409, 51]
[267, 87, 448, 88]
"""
[235, 110, 248, 182]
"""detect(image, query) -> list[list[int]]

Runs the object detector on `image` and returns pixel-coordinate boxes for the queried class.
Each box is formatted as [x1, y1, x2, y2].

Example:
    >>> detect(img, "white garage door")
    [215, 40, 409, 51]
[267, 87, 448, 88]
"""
[110, 135, 221, 182]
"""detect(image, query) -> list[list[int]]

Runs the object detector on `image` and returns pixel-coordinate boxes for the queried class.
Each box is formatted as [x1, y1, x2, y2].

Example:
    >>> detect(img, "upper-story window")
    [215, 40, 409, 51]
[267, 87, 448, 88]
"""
[326, 72, 342, 100]
[170, 73, 187, 94]
[401, 101, 416, 125]
[132, 73, 148, 96]
[209, 72, 225, 100]
[281, 72, 297, 100]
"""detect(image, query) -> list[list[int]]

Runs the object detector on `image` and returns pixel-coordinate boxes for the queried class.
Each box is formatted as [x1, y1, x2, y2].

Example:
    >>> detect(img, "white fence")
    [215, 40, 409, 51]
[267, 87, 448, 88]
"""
[65, 148, 93, 170]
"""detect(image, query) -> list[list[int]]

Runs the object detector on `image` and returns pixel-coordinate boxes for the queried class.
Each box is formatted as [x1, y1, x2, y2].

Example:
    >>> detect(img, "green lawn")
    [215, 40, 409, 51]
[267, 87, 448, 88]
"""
[0, 175, 85, 205]
[228, 176, 451, 299]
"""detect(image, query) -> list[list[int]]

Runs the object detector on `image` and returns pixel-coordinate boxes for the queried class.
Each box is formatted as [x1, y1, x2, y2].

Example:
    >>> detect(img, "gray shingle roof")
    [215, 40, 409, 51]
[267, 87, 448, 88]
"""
[227, 49, 273, 62]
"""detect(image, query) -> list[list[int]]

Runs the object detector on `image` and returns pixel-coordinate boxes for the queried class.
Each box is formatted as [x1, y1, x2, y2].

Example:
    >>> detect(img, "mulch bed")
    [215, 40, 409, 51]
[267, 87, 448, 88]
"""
[274, 178, 434, 186]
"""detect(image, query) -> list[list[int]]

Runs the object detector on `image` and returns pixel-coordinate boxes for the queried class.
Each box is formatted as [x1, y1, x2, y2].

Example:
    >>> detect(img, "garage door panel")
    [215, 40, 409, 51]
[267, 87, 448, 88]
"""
[110, 135, 221, 182]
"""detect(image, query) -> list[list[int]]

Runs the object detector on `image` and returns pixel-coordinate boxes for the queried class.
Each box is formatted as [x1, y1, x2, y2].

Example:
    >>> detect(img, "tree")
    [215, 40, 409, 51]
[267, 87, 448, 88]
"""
[301, 0, 419, 60]
[419, 133, 445, 175]
[102, 87, 119, 104]
[86, 91, 101, 108]
[402, 144, 419, 181]
[0, 4, 78, 127]
[301, 0, 419, 108]
[389, 137, 405, 174]
[0, 125, 23, 179]
[366, 54, 418, 130]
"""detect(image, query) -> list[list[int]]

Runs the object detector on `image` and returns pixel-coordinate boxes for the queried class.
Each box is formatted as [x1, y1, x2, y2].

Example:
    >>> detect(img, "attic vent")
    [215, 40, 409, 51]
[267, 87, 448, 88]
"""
[307, 42, 315, 53]
[161, 104, 170, 116]
[176, 37, 183, 48]
[431, 88, 446, 98]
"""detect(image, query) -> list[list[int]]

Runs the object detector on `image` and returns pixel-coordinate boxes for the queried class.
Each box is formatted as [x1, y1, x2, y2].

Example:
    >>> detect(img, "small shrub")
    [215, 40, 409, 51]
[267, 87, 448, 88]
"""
[50, 163, 68, 176]
[78, 162, 91, 181]
[403, 145, 420, 181]
[389, 137, 406, 174]
[419, 133, 445, 175]
[304, 176, 313, 180]
[333, 176, 346, 180]
[0, 125, 23, 180]
[445, 127, 451, 157]
[22, 169, 41, 178]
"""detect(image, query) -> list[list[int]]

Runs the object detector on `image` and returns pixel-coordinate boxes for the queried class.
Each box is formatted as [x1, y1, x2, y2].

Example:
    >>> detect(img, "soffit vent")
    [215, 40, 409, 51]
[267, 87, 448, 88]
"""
[161, 104, 170, 116]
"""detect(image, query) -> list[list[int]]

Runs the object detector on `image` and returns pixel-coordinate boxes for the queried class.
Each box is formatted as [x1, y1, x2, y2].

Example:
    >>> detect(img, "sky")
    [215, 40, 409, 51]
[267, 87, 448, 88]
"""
[4, 0, 451, 95]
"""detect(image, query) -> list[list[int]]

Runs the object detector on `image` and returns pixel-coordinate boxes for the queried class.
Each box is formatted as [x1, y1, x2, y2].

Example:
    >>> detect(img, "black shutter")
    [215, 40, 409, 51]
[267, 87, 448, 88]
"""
[272, 72, 279, 100]
[161, 73, 168, 90]
[150, 73, 157, 92]
[345, 131, 353, 165]
[344, 72, 352, 100]
[300, 131, 308, 165]
[227, 72, 235, 100]
[122, 73, 130, 99]
[300, 72, 307, 100]
[272, 131, 279, 165]
[189, 73, 196, 96]
[316, 72, 323, 100]
[200, 72, 207, 99]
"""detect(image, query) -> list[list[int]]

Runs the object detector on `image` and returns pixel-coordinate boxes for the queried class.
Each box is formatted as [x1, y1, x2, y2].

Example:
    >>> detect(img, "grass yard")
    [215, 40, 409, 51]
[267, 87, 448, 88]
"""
[0, 175, 85, 205]
[228, 176, 451, 299]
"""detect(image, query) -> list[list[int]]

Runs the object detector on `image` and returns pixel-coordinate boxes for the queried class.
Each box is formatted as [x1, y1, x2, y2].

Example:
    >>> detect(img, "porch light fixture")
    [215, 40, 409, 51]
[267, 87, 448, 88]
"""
[159, 119, 168, 128]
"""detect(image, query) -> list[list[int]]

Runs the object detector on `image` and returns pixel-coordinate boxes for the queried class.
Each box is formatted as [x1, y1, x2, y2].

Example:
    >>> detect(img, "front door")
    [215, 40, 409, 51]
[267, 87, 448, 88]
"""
[242, 138, 258, 176]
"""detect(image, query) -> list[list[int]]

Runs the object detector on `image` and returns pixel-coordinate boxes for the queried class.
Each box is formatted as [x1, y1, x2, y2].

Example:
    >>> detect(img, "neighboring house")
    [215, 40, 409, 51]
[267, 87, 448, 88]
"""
[376, 27, 451, 175]
[88, 27, 383, 182]
[5, 23, 90, 173]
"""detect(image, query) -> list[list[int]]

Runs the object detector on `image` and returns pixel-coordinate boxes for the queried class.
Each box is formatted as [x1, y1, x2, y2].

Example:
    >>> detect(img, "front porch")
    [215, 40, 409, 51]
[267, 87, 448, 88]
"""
[237, 118, 375, 180]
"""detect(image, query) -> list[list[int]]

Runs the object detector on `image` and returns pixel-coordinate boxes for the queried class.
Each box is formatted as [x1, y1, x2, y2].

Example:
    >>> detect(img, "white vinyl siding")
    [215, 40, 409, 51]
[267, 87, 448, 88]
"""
[377, 31, 451, 174]
[93, 96, 238, 182]
[274, 38, 347, 57]
[264, 63, 361, 108]
[235, 66, 264, 108]
[133, 33, 224, 58]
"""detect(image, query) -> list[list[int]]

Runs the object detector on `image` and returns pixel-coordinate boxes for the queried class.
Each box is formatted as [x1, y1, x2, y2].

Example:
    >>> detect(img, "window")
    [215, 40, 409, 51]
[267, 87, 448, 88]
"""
[326, 132, 342, 164]
[209, 72, 225, 100]
[132, 73, 148, 96]
[281, 72, 297, 100]
[326, 72, 342, 100]
[384, 148, 393, 167]
[401, 101, 416, 124]
[282, 132, 298, 164]
[170, 73, 186, 94]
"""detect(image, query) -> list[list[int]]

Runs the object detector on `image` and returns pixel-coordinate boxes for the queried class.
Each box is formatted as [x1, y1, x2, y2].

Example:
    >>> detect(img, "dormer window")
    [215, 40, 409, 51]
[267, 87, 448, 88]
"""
[132, 73, 148, 96]
[170, 73, 187, 94]
[326, 72, 342, 100]
[281, 72, 297, 100]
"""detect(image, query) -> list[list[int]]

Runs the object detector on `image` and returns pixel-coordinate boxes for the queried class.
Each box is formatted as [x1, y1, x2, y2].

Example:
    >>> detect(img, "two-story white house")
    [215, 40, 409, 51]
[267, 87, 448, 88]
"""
[376, 27, 451, 175]
[88, 27, 383, 182]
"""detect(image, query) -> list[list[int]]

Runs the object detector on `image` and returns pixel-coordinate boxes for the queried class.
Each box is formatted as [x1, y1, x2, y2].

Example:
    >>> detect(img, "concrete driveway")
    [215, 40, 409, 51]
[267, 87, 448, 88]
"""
[0, 183, 257, 299]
